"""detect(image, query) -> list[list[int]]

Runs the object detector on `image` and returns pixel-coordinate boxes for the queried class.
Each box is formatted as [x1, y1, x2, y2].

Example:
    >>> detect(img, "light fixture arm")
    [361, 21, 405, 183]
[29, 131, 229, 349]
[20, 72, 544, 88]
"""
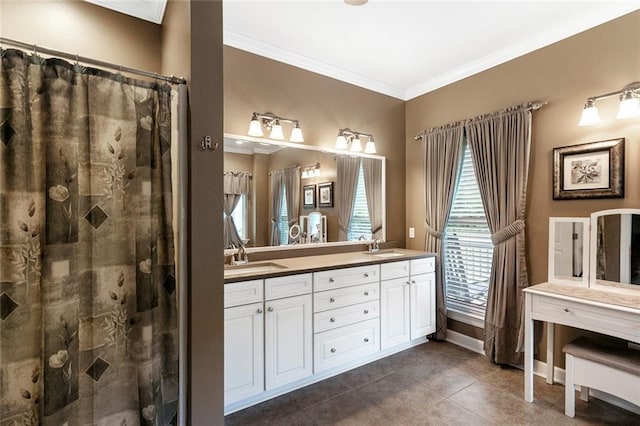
[254, 112, 300, 129]
[338, 128, 374, 140]
[587, 82, 640, 102]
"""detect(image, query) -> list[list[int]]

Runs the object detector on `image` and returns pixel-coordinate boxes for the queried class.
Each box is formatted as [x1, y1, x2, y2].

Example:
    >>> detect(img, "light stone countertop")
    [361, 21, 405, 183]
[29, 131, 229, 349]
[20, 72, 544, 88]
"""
[224, 248, 435, 283]
[525, 282, 640, 311]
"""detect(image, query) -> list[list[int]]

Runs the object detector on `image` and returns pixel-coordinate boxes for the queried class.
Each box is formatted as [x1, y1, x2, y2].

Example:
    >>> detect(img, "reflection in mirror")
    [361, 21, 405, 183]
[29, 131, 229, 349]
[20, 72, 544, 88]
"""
[590, 209, 640, 289]
[223, 133, 385, 250]
[548, 217, 590, 286]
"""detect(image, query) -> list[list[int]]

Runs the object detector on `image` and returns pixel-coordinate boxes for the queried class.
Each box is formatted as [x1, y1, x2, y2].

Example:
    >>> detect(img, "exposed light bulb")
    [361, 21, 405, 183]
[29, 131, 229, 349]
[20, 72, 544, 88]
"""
[336, 134, 348, 150]
[248, 113, 264, 136]
[616, 92, 640, 119]
[578, 99, 600, 126]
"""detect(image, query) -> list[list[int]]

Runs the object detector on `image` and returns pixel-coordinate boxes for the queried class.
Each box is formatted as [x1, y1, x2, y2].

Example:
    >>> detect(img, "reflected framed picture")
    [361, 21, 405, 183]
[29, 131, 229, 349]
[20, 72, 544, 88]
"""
[318, 182, 334, 208]
[553, 138, 624, 200]
[303, 184, 316, 208]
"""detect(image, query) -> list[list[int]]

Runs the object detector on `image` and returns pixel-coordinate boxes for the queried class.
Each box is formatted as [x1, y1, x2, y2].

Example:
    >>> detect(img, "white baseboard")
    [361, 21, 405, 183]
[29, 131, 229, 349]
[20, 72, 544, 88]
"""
[444, 334, 640, 416]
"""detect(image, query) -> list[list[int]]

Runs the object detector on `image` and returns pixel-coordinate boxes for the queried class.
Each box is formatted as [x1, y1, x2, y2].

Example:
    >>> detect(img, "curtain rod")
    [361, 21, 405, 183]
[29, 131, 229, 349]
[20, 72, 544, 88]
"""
[0, 37, 187, 85]
[414, 101, 546, 141]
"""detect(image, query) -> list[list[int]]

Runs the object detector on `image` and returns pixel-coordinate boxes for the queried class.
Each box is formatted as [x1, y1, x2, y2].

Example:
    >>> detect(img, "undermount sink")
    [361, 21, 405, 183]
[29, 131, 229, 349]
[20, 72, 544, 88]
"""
[224, 261, 287, 276]
[366, 249, 405, 258]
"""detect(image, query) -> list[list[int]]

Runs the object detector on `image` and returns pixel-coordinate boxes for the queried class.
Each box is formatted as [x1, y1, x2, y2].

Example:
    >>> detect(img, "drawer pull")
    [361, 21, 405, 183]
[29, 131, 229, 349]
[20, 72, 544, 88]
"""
[564, 308, 570, 313]
[411, 280, 416, 284]
[267, 307, 274, 312]
[364, 338, 369, 343]
[330, 348, 336, 353]
[257, 308, 263, 314]
[330, 297, 336, 303]
[364, 309, 369, 314]
[329, 278, 335, 283]
[406, 281, 410, 285]
[364, 273, 369, 278]
[330, 317, 336, 323]
[364, 291, 369, 296]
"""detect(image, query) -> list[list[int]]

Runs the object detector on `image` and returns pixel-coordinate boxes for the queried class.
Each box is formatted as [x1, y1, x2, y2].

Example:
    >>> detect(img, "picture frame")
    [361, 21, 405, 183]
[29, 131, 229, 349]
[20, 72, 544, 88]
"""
[303, 184, 316, 208]
[318, 182, 334, 208]
[553, 138, 624, 200]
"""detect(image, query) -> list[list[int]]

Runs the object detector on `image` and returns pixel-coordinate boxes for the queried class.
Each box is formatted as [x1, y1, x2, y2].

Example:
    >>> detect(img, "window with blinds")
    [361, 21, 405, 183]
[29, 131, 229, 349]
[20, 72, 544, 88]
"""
[348, 163, 372, 241]
[443, 143, 493, 322]
[278, 187, 289, 245]
[230, 194, 247, 240]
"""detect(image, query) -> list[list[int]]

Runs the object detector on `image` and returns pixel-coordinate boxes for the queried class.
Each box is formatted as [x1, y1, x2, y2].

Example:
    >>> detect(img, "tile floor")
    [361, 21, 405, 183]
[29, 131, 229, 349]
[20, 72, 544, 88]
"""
[224, 340, 640, 425]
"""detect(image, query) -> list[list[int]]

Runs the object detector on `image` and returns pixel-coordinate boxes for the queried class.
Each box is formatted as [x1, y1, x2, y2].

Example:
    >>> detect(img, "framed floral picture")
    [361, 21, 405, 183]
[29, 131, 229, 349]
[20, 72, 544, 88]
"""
[318, 182, 334, 208]
[553, 138, 624, 200]
[303, 184, 316, 208]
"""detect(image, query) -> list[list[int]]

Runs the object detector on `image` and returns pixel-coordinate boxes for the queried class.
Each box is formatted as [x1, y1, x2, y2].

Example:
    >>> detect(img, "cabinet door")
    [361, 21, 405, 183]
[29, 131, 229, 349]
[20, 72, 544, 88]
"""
[410, 272, 436, 339]
[265, 294, 313, 389]
[381, 277, 410, 349]
[224, 303, 264, 405]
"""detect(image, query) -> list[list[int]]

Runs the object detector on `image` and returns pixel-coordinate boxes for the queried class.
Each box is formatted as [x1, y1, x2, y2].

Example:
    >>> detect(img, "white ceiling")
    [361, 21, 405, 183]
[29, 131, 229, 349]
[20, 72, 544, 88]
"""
[223, 0, 640, 100]
[85, 0, 640, 101]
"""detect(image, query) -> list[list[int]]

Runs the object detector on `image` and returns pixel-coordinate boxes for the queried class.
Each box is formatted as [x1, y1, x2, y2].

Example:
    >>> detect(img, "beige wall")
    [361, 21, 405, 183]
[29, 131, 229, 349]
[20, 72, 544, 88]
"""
[406, 11, 640, 360]
[223, 47, 407, 245]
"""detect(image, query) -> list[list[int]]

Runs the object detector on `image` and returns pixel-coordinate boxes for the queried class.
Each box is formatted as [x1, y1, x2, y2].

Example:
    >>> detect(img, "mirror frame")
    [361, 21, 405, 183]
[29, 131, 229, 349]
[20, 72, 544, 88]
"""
[548, 217, 590, 287]
[589, 208, 640, 293]
[223, 133, 386, 254]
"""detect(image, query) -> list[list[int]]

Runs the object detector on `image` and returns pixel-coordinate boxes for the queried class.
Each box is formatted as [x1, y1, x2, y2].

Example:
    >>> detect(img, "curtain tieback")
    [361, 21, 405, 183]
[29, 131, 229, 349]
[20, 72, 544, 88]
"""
[491, 219, 525, 245]
[425, 222, 443, 239]
[338, 221, 349, 233]
[370, 225, 382, 234]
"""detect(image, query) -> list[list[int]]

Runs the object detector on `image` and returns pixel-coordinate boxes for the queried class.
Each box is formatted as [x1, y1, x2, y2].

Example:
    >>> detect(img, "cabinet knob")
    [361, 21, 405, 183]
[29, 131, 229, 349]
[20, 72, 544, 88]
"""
[564, 308, 570, 313]
[257, 308, 263, 314]
[364, 310, 369, 314]
[364, 291, 369, 296]
[330, 297, 336, 303]
[267, 307, 274, 312]
[330, 317, 336, 322]
[364, 338, 369, 343]
[364, 273, 369, 278]
[329, 278, 335, 283]
[406, 281, 410, 285]
[411, 280, 416, 284]
[330, 348, 336, 353]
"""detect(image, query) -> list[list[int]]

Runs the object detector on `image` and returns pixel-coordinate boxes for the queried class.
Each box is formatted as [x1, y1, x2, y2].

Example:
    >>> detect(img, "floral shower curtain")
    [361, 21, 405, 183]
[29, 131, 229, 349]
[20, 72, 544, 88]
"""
[0, 49, 178, 424]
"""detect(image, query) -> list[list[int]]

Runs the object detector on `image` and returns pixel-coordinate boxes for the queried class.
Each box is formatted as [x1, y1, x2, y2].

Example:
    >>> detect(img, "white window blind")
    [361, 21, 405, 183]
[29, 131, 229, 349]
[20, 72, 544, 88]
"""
[278, 187, 289, 245]
[443, 143, 493, 320]
[230, 193, 247, 240]
[348, 163, 372, 241]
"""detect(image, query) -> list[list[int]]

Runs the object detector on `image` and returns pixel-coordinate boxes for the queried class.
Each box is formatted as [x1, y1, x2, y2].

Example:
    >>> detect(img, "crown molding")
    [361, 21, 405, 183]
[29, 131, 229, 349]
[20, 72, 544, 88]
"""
[83, 0, 167, 24]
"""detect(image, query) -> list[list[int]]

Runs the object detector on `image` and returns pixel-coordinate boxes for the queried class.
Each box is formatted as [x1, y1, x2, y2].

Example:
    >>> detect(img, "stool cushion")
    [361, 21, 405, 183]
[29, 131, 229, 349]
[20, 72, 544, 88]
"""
[563, 336, 640, 376]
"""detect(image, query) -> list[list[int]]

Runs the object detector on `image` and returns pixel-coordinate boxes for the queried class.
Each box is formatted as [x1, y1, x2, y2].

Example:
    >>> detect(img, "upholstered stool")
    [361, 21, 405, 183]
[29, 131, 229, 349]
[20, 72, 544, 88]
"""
[563, 336, 640, 417]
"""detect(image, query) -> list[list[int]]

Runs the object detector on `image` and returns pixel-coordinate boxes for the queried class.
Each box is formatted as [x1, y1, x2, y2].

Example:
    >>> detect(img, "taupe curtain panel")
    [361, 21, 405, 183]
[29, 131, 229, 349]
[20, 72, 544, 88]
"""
[223, 171, 251, 248]
[283, 166, 301, 243]
[420, 124, 465, 341]
[362, 158, 383, 240]
[337, 156, 361, 241]
[465, 103, 532, 365]
[269, 170, 285, 246]
[0, 49, 178, 424]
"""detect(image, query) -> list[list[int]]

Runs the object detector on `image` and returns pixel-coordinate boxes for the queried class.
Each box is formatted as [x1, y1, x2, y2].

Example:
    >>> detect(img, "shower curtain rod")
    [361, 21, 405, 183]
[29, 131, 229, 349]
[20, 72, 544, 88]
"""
[0, 37, 187, 85]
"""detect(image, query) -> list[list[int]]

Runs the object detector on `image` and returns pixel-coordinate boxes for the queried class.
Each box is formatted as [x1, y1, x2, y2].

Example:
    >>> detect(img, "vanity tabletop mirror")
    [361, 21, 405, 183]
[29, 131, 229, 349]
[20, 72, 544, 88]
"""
[548, 217, 590, 287]
[223, 133, 386, 253]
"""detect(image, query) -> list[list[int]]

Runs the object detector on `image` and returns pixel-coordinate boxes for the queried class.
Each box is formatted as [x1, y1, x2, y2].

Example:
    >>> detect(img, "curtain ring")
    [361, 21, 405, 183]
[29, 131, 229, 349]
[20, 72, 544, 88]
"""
[74, 54, 79, 66]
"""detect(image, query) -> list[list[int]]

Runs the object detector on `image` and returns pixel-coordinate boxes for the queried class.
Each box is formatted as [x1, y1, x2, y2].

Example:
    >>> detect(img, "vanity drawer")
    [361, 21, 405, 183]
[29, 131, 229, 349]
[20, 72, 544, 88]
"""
[531, 294, 640, 343]
[314, 265, 379, 292]
[314, 300, 380, 333]
[380, 261, 409, 281]
[411, 257, 435, 275]
[224, 279, 263, 308]
[314, 318, 380, 373]
[314, 282, 379, 313]
[265, 273, 312, 300]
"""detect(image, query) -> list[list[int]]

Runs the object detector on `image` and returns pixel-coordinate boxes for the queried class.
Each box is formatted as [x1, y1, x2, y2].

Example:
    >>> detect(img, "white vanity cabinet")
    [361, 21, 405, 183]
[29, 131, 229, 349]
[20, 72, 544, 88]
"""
[224, 280, 264, 406]
[380, 258, 436, 349]
[264, 274, 313, 389]
[313, 265, 381, 373]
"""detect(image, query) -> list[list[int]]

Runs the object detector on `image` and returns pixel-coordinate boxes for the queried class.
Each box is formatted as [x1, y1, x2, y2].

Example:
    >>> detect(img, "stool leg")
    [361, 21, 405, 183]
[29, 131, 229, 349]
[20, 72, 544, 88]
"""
[565, 354, 575, 418]
[580, 386, 589, 402]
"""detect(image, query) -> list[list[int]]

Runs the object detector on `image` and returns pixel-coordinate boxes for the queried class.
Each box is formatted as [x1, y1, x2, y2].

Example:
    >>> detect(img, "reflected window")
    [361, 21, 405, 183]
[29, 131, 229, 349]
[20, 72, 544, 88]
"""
[279, 187, 289, 245]
[348, 163, 372, 240]
[443, 143, 493, 323]
[230, 193, 247, 240]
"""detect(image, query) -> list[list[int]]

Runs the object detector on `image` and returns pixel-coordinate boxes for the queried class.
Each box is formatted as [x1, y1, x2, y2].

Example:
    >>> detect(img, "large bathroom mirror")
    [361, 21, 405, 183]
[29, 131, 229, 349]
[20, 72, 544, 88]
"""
[548, 217, 590, 286]
[223, 133, 385, 251]
[589, 208, 640, 291]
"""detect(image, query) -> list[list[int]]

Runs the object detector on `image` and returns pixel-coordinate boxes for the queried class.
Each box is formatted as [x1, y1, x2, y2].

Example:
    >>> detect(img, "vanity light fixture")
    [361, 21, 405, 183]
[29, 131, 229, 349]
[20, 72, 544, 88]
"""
[579, 82, 640, 126]
[247, 112, 305, 142]
[335, 128, 376, 154]
[301, 163, 321, 179]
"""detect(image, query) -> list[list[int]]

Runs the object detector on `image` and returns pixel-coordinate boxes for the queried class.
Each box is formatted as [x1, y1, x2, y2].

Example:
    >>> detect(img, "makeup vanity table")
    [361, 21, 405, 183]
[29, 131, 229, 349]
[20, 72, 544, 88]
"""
[523, 210, 640, 403]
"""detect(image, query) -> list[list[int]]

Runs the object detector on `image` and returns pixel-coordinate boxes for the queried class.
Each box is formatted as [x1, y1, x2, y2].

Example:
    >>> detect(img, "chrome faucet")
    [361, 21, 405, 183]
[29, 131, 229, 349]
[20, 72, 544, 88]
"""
[233, 245, 249, 265]
[369, 238, 381, 253]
